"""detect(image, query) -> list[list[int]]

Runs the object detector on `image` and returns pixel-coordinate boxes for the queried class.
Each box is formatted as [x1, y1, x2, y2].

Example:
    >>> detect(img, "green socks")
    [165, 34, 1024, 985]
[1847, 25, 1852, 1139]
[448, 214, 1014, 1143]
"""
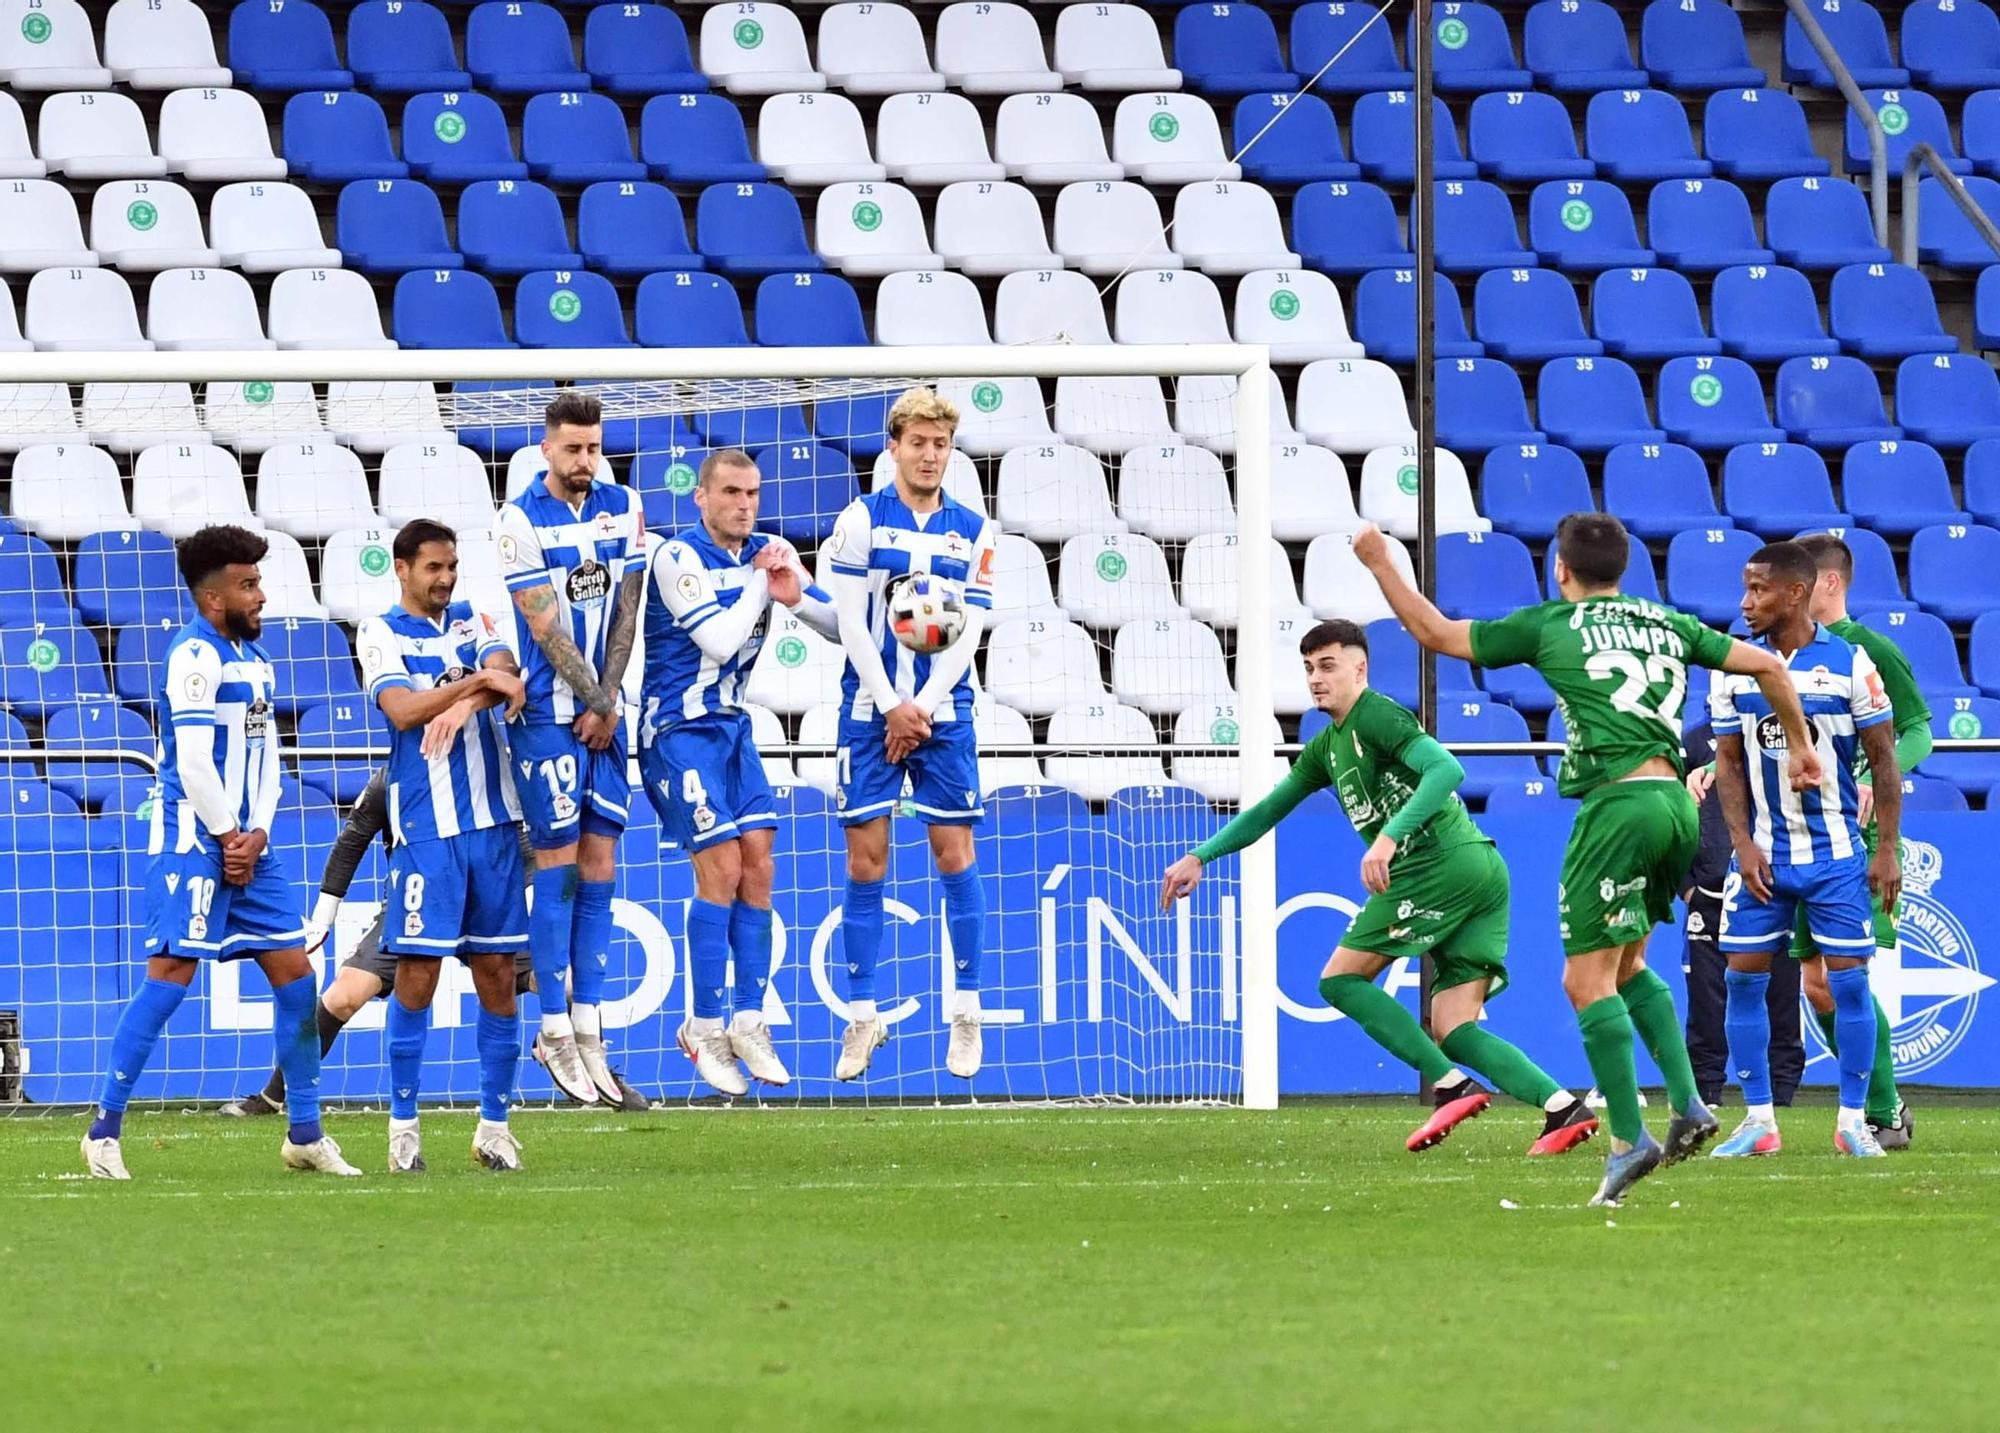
[1620, 967, 1703, 1116]
[1320, 974, 1454, 1084]
[1813, 997, 1902, 1126]
[1578, 996, 1644, 1145]
[1439, 1023, 1562, 1108]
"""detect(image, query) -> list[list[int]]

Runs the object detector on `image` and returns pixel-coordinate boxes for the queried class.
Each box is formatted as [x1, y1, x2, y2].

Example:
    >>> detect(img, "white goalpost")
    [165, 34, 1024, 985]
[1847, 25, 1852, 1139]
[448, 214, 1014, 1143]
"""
[0, 343, 1277, 1112]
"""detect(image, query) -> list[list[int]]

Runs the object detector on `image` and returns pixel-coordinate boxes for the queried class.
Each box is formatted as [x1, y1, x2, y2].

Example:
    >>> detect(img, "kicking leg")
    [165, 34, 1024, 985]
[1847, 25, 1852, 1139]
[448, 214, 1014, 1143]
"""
[1430, 981, 1594, 1156]
[835, 817, 891, 1081]
[1316, 948, 1475, 1150]
[84, 955, 196, 1178]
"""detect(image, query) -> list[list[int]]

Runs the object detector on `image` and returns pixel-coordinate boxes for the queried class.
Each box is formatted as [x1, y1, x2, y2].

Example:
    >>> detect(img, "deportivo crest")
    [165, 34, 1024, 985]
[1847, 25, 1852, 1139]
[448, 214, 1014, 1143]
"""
[404, 911, 424, 938]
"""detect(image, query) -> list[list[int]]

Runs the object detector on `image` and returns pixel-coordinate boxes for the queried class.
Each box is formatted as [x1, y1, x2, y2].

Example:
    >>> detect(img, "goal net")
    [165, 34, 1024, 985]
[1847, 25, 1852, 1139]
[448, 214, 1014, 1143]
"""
[0, 345, 1278, 1113]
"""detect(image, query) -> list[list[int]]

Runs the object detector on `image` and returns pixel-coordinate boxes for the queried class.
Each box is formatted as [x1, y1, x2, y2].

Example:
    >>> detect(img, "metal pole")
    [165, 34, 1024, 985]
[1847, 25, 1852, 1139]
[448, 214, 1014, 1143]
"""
[1412, 0, 1439, 1082]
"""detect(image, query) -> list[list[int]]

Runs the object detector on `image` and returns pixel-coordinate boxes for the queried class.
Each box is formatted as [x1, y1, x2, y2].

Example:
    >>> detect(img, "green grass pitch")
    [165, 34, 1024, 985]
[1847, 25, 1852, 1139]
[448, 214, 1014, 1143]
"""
[5, 1098, 1997, 1432]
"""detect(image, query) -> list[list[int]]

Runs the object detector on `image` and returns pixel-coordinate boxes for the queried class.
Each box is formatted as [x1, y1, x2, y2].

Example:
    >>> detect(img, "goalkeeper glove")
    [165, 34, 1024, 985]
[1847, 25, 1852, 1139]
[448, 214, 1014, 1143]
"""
[303, 892, 340, 955]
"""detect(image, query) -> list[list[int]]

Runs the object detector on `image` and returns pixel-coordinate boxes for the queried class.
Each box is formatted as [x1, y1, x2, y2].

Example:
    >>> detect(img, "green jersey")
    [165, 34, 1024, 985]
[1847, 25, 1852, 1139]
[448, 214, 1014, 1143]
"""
[1470, 595, 1736, 798]
[1297, 689, 1489, 864]
[1828, 615, 1930, 756]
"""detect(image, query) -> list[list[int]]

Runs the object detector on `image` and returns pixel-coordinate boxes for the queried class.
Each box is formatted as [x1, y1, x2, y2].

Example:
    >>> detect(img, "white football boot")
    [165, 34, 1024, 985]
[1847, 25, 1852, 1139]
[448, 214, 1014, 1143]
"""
[576, 1030, 624, 1106]
[282, 1134, 363, 1176]
[730, 1012, 792, 1086]
[81, 1134, 130, 1180]
[388, 1119, 425, 1174]
[947, 1009, 984, 1080]
[472, 1120, 523, 1172]
[677, 1019, 750, 1097]
[835, 1017, 888, 1081]
[532, 1030, 600, 1105]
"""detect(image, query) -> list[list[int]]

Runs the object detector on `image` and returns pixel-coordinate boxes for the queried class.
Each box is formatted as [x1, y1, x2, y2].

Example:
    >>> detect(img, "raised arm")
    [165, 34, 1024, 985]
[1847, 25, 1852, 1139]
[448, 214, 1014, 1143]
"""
[1719, 639, 1821, 789]
[1348, 524, 1476, 661]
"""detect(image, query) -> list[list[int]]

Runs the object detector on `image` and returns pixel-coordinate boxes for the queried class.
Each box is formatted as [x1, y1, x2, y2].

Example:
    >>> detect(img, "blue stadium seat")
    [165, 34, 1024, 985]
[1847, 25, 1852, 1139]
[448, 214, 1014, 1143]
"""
[698, 401, 812, 451]
[1528, 180, 1655, 269]
[261, 617, 362, 716]
[1765, 177, 1894, 269]
[814, 391, 892, 461]
[1353, 269, 1483, 362]
[756, 272, 868, 346]
[1476, 647, 1556, 714]
[229, 0, 354, 91]
[1906, 773, 1970, 809]
[1480, 441, 1592, 540]
[1829, 262, 1957, 359]
[1434, 357, 1545, 453]
[1710, 264, 1839, 361]
[1524, 0, 1647, 93]
[523, 91, 647, 183]
[1913, 175, 2000, 269]
[1854, 603, 1975, 696]
[0, 778, 87, 850]
[346, 0, 469, 93]
[1642, 0, 1765, 93]
[1970, 610, 2000, 694]
[1591, 266, 1721, 360]
[0, 622, 109, 719]
[1292, 181, 1415, 273]
[1775, 354, 1900, 448]
[1911, 524, 2000, 623]
[402, 91, 529, 182]
[696, 182, 824, 276]
[635, 270, 752, 346]
[1362, 620, 1480, 708]
[1665, 526, 1762, 623]
[1602, 441, 1727, 538]
[1658, 356, 1783, 451]
[1647, 177, 1772, 271]
[584, 2, 709, 95]
[1702, 89, 1830, 180]
[44, 701, 154, 811]
[111, 621, 175, 710]
[1436, 531, 1539, 620]
[1291, 4, 1413, 94]
[1981, 267, 2000, 348]
[631, 422, 718, 529]
[578, 181, 704, 275]
[1434, 179, 1537, 271]
[1784, 0, 1909, 88]
[1536, 355, 1666, 452]
[457, 179, 582, 276]
[1234, 94, 1362, 184]
[294, 697, 380, 805]
[282, 91, 405, 182]
[0, 531, 77, 627]
[1844, 439, 1967, 536]
[1467, 90, 1593, 182]
[1542, 536, 1661, 601]
[466, 0, 591, 94]
[514, 270, 632, 348]
[748, 442, 858, 546]
[0, 710, 29, 774]
[1721, 443, 1849, 536]
[1965, 90, 2000, 179]
[1904, 0, 2000, 91]
[1350, 93, 1478, 183]
[1586, 89, 1712, 181]
[1789, 524, 1902, 606]
[393, 268, 512, 347]
[1416, 5, 1532, 93]
[453, 381, 555, 457]
[1482, 779, 1569, 815]
[1176, 4, 1293, 95]
[1898, 353, 2000, 448]
[1438, 699, 1542, 800]
[336, 179, 460, 272]
[643, 94, 767, 184]
[1846, 89, 1972, 175]
[1963, 438, 2000, 525]
[1472, 267, 1602, 361]
[72, 531, 190, 628]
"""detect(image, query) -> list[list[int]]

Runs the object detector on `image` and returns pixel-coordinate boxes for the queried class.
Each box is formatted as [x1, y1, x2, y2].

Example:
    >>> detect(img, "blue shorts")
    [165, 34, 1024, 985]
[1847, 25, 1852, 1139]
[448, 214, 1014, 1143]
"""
[640, 714, 778, 852]
[143, 841, 305, 961]
[510, 720, 629, 850]
[836, 714, 983, 828]
[1718, 852, 1876, 957]
[382, 824, 531, 958]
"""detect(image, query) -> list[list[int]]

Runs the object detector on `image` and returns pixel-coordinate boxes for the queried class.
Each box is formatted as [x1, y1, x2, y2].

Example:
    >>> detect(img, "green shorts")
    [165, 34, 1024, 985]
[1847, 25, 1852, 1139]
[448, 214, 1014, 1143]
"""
[1790, 824, 1899, 956]
[1558, 779, 1698, 957]
[1341, 840, 1511, 998]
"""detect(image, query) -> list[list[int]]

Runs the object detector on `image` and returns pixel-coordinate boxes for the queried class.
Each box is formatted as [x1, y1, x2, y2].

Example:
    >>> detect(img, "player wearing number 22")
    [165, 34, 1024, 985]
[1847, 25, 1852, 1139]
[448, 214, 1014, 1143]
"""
[641, 448, 840, 1094]
[825, 388, 997, 1083]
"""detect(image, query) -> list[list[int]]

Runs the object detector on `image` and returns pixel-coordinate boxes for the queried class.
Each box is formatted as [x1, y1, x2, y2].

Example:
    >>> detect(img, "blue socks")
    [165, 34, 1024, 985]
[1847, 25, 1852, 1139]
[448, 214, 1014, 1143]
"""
[941, 865, 985, 993]
[476, 1009, 520, 1123]
[842, 877, 886, 1003]
[730, 903, 774, 1015]
[571, 878, 615, 1009]
[1723, 968, 1773, 1108]
[386, 994, 428, 1122]
[530, 864, 577, 1015]
[1827, 964, 1877, 1112]
[689, 898, 731, 1020]
[90, 976, 189, 1139]
[271, 973, 325, 1145]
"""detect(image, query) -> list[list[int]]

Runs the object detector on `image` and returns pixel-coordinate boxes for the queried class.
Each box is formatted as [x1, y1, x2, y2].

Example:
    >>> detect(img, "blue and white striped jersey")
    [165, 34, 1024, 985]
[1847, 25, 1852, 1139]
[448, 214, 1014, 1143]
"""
[150, 616, 282, 855]
[825, 488, 995, 723]
[1709, 625, 1892, 865]
[496, 476, 644, 725]
[358, 600, 522, 844]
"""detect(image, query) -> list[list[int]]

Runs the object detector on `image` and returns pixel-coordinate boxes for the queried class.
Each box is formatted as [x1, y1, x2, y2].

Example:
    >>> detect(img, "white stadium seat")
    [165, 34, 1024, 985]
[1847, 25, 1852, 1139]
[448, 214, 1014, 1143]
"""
[257, 530, 329, 619]
[1113, 94, 1239, 184]
[992, 268, 1108, 345]
[133, 442, 258, 537]
[24, 267, 150, 351]
[268, 267, 395, 350]
[104, 0, 232, 90]
[757, 93, 886, 186]
[378, 442, 501, 531]
[0, 275, 30, 351]
[744, 604, 845, 714]
[1303, 530, 1415, 625]
[255, 441, 382, 541]
[988, 531, 1066, 624]
[935, 3, 1061, 95]
[1111, 617, 1231, 714]
[1058, 531, 1184, 626]
[1358, 444, 1490, 539]
[158, 87, 285, 182]
[1116, 443, 1234, 542]
[1171, 370, 1298, 456]
[1180, 533, 1308, 627]
[875, 269, 991, 346]
[793, 703, 841, 793]
[935, 376, 1055, 457]
[1114, 268, 1230, 346]
[326, 381, 454, 452]
[1172, 702, 1282, 804]
[209, 181, 341, 272]
[451, 527, 511, 624]
[1054, 375, 1177, 453]
[975, 698, 1044, 791]
[202, 381, 327, 453]
[984, 617, 1107, 715]
[90, 181, 218, 270]
[994, 441, 1124, 542]
[0, 0, 112, 90]
[933, 180, 1062, 275]
[995, 92, 1123, 185]
[506, 444, 614, 499]
[1044, 701, 1167, 801]
[868, 444, 986, 513]
[740, 703, 797, 789]
[0, 179, 96, 270]
[9, 442, 135, 541]
[0, 384, 81, 452]
[38, 91, 165, 179]
[318, 526, 404, 624]
[814, 181, 941, 276]
[877, 93, 1004, 185]
[1053, 4, 1182, 92]
[0, 92, 46, 178]
[700, 2, 826, 95]
[1053, 180, 1181, 276]
[148, 268, 271, 350]
[1234, 269, 1366, 362]
[1172, 181, 1300, 274]
[815, 2, 944, 94]
[83, 382, 205, 452]
[1295, 359, 1418, 453]
[1270, 442, 1363, 542]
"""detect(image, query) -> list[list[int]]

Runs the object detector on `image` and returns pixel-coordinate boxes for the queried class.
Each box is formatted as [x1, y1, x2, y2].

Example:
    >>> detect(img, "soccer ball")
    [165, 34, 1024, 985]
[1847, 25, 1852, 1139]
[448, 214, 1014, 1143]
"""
[887, 573, 966, 655]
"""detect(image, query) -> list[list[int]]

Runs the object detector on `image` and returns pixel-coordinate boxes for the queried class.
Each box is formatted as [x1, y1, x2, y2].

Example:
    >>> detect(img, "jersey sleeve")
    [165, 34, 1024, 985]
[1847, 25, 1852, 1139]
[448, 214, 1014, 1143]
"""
[966, 517, 997, 612]
[1849, 643, 1893, 730]
[826, 499, 873, 579]
[162, 638, 222, 728]
[650, 539, 723, 631]
[356, 617, 412, 701]
[618, 487, 646, 579]
[1707, 671, 1745, 733]
[1467, 603, 1549, 669]
[1678, 611, 1738, 671]
[1860, 627, 1931, 730]
[496, 503, 550, 593]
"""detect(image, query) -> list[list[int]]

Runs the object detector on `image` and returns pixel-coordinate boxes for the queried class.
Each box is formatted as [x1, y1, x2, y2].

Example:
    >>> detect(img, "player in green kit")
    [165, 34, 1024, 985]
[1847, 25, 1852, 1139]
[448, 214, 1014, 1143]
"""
[1160, 620, 1601, 1157]
[1351, 514, 1823, 1205]
[1795, 533, 1927, 1147]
